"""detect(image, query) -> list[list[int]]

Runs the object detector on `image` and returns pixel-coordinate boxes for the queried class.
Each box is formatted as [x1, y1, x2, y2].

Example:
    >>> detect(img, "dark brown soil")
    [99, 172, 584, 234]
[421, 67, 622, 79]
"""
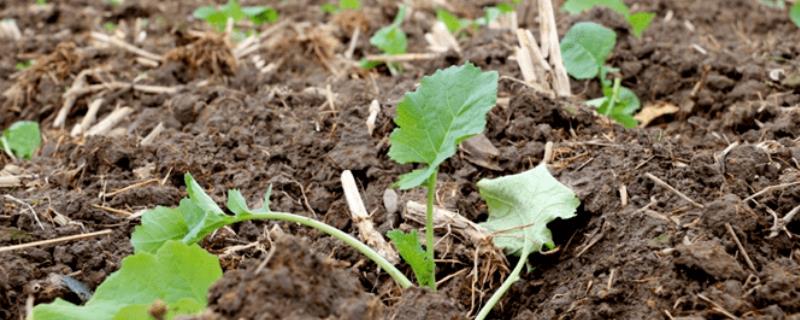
[1, 0, 799, 319]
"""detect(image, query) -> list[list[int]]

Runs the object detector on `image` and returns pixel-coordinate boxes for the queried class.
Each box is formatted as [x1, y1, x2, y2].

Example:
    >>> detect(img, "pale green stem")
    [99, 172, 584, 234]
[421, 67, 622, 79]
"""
[425, 170, 438, 290]
[247, 211, 413, 289]
[606, 77, 622, 117]
[475, 248, 531, 320]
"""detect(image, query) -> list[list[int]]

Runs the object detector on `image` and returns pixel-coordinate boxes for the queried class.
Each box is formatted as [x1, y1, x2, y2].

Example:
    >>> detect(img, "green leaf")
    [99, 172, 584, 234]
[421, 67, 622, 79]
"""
[560, 22, 616, 79]
[132, 174, 240, 253]
[590, 85, 640, 128]
[561, 0, 630, 16]
[436, 9, 471, 34]
[192, 6, 216, 19]
[340, 0, 361, 10]
[33, 241, 221, 320]
[131, 206, 188, 253]
[321, 3, 337, 13]
[388, 63, 498, 189]
[1, 120, 41, 159]
[478, 164, 579, 256]
[628, 12, 655, 37]
[243, 6, 278, 25]
[221, 0, 246, 22]
[791, 2, 800, 28]
[370, 6, 408, 55]
[387, 230, 435, 288]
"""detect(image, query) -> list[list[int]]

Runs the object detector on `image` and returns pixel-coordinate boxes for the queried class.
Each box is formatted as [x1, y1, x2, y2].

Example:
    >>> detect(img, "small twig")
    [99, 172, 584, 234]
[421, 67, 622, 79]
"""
[91, 204, 133, 217]
[0, 229, 112, 253]
[404, 200, 489, 244]
[71, 98, 104, 137]
[86, 107, 133, 136]
[91, 32, 163, 61]
[366, 99, 380, 136]
[0, 175, 22, 188]
[140, 122, 164, 146]
[743, 181, 800, 202]
[344, 26, 360, 60]
[696, 293, 739, 319]
[539, 0, 571, 96]
[619, 185, 628, 207]
[3, 195, 44, 230]
[364, 52, 439, 63]
[645, 173, 704, 208]
[105, 178, 161, 197]
[341, 170, 399, 264]
[724, 223, 756, 272]
[768, 204, 800, 239]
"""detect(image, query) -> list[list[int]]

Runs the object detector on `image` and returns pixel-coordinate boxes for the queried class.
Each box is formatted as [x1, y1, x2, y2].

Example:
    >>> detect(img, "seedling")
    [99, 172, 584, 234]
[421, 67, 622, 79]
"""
[193, 0, 278, 32]
[387, 63, 498, 290]
[15, 60, 32, 71]
[561, 22, 640, 127]
[34, 173, 412, 319]
[436, 2, 519, 35]
[1, 120, 41, 160]
[562, 0, 655, 37]
[791, 2, 800, 27]
[321, 0, 361, 14]
[475, 164, 579, 319]
[361, 5, 407, 73]
[33, 241, 221, 319]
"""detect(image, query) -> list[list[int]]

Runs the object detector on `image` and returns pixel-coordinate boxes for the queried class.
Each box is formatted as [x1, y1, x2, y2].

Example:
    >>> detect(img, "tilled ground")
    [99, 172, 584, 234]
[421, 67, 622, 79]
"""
[1, 0, 799, 319]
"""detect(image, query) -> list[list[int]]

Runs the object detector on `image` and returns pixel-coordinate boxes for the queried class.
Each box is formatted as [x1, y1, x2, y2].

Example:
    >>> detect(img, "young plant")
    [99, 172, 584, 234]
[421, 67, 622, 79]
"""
[791, 1, 800, 27]
[33, 241, 221, 319]
[34, 174, 413, 319]
[436, 2, 519, 35]
[361, 5, 408, 73]
[562, 0, 655, 37]
[321, 0, 361, 14]
[193, 0, 278, 32]
[1, 120, 41, 160]
[15, 60, 32, 71]
[561, 21, 640, 127]
[475, 164, 579, 320]
[387, 63, 498, 290]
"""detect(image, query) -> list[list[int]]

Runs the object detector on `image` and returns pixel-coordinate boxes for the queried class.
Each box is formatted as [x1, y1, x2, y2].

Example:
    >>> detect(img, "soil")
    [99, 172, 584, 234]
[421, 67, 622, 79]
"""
[1, 0, 799, 319]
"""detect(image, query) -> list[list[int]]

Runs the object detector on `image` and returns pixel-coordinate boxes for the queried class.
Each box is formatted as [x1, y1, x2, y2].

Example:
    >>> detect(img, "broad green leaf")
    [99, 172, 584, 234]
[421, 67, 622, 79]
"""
[387, 230, 434, 288]
[561, 22, 616, 79]
[370, 6, 408, 55]
[112, 298, 203, 320]
[628, 12, 655, 37]
[243, 6, 278, 25]
[436, 9, 471, 34]
[220, 0, 246, 22]
[32, 241, 221, 320]
[132, 174, 239, 253]
[388, 63, 498, 189]
[370, 25, 407, 55]
[478, 164, 579, 256]
[791, 2, 800, 28]
[131, 206, 188, 253]
[562, 0, 629, 16]
[340, 0, 361, 10]
[321, 3, 337, 13]
[589, 85, 640, 128]
[1, 120, 41, 159]
[192, 6, 216, 19]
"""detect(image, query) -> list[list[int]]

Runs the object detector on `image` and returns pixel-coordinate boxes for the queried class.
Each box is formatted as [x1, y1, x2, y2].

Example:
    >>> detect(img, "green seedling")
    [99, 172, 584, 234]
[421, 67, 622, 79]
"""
[35, 0, 47, 5]
[321, 0, 361, 13]
[193, 0, 278, 32]
[561, 22, 640, 127]
[1, 120, 41, 160]
[15, 60, 32, 71]
[388, 63, 498, 290]
[361, 5, 408, 74]
[475, 164, 580, 320]
[33, 241, 221, 320]
[791, 2, 800, 27]
[436, 2, 519, 35]
[34, 173, 413, 319]
[103, 22, 117, 32]
[562, 0, 655, 37]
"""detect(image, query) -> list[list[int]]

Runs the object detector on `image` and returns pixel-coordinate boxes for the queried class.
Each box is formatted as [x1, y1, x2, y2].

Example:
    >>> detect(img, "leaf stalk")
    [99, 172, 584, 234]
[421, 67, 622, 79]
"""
[425, 170, 438, 290]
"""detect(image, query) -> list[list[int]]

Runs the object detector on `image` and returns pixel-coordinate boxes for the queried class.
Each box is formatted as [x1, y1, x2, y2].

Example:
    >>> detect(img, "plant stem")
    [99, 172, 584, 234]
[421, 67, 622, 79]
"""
[475, 248, 531, 320]
[425, 170, 438, 290]
[248, 210, 413, 289]
[606, 77, 622, 116]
